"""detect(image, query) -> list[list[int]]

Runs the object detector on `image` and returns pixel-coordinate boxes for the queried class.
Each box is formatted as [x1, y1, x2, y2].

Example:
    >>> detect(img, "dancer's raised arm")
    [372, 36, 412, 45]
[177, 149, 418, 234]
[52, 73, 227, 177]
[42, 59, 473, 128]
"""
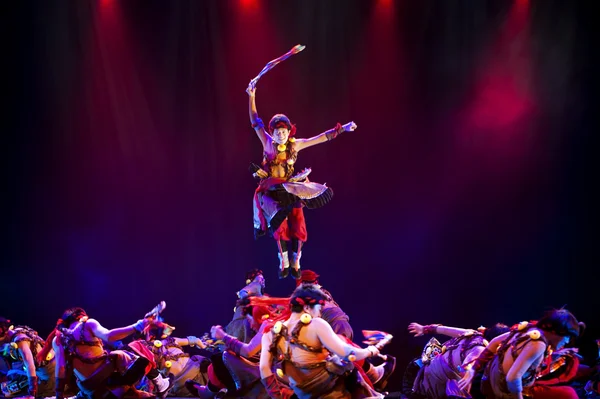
[247, 84, 271, 149]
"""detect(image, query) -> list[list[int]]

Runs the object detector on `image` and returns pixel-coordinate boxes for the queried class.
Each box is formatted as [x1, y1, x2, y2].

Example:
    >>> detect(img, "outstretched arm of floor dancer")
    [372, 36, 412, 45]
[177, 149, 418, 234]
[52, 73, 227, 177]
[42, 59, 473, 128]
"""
[312, 318, 379, 361]
[294, 121, 357, 152]
[211, 322, 267, 358]
[408, 322, 475, 338]
[247, 84, 271, 151]
[173, 336, 206, 349]
[86, 318, 148, 343]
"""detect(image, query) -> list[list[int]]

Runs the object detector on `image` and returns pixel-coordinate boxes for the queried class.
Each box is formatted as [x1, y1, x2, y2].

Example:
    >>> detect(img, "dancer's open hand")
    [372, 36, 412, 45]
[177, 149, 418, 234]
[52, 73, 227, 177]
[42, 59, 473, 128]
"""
[408, 322, 424, 337]
[457, 366, 475, 391]
[187, 336, 206, 349]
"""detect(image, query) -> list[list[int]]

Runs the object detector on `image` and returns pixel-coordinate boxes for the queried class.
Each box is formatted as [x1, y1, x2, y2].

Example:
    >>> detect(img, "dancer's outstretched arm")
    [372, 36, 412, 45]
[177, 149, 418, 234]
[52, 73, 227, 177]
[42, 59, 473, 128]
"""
[408, 322, 475, 338]
[86, 318, 147, 342]
[312, 318, 379, 360]
[211, 323, 268, 358]
[295, 122, 357, 152]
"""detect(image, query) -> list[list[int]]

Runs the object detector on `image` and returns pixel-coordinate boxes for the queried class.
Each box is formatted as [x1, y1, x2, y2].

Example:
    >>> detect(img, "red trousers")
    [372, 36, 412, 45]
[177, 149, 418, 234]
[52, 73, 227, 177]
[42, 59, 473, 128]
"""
[273, 206, 307, 242]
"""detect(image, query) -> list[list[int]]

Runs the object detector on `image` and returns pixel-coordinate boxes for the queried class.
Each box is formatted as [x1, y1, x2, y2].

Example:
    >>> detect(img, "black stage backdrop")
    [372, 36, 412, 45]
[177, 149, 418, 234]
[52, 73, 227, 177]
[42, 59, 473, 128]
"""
[3, 0, 597, 392]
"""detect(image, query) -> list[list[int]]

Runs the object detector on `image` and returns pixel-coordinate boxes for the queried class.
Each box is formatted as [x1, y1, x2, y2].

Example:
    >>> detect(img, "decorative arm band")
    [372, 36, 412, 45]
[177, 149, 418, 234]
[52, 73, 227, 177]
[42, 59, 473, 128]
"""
[367, 346, 378, 357]
[423, 324, 441, 335]
[133, 320, 145, 332]
[252, 118, 265, 129]
[222, 334, 244, 356]
[325, 122, 344, 141]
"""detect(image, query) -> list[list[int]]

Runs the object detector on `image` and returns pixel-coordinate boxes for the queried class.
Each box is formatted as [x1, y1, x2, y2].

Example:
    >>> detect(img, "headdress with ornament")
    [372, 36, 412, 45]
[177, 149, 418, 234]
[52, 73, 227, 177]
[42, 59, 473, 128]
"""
[537, 309, 584, 339]
[0, 317, 12, 337]
[244, 268, 264, 285]
[268, 114, 297, 136]
[296, 269, 319, 286]
[290, 283, 328, 312]
[60, 307, 88, 328]
[241, 297, 290, 328]
[37, 307, 87, 364]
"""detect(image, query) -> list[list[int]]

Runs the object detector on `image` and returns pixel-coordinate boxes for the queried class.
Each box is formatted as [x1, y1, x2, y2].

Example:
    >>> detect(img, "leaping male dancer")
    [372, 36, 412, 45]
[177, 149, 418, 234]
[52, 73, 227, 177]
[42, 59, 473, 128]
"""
[248, 45, 357, 279]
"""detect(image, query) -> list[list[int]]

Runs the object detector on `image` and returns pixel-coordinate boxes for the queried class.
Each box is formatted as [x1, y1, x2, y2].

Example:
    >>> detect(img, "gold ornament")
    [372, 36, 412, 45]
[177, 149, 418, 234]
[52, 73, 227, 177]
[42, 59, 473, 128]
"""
[517, 321, 528, 331]
[154, 340, 163, 348]
[276, 368, 284, 378]
[528, 330, 541, 340]
[164, 361, 172, 368]
[300, 313, 312, 324]
[277, 144, 286, 152]
[289, 137, 296, 143]
[273, 321, 283, 334]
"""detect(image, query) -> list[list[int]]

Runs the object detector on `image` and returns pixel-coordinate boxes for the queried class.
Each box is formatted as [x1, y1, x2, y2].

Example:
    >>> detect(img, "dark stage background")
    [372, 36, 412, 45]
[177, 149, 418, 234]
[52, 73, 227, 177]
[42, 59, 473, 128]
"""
[3, 0, 597, 392]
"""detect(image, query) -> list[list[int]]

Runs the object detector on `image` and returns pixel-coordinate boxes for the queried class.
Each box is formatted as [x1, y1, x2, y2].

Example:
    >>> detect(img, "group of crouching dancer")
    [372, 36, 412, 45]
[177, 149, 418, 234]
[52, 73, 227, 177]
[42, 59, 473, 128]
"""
[0, 306, 209, 399]
[184, 269, 396, 399]
[402, 310, 599, 399]
[0, 269, 396, 399]
[1, 269, 598, 399]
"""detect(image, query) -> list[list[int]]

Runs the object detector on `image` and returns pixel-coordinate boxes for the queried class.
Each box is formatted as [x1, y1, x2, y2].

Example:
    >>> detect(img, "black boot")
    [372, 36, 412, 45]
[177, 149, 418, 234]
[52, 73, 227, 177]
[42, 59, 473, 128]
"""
[185, 380, 226, 399]
[290, 240, 303, 279]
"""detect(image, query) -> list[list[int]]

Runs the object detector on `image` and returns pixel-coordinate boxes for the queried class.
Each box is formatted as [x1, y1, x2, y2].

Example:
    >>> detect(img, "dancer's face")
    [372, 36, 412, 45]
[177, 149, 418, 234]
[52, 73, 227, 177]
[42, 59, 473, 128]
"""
[554, 334, 571, 350]
[273, 127, 290, 145]
[545, 331, 571, 350]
